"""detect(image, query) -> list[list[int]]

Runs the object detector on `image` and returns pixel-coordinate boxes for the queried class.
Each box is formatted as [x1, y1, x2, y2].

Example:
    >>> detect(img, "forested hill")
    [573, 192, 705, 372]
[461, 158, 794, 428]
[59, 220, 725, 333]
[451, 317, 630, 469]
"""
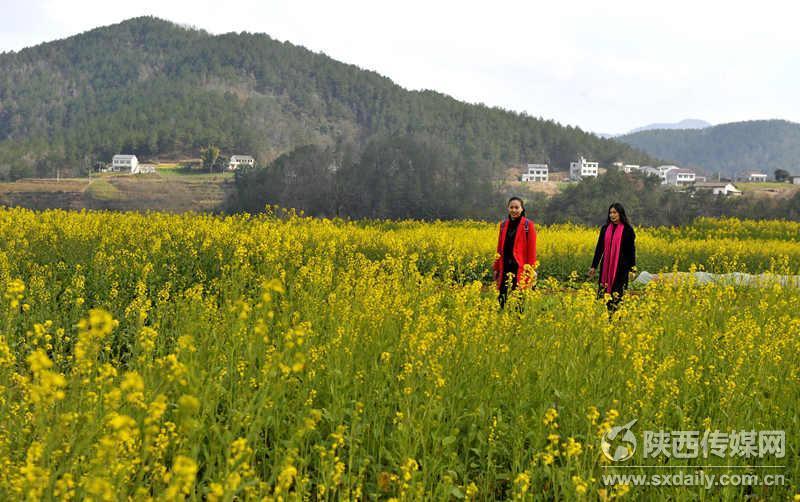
[0, 16, 652, 180]
[617, 120, 800, 178]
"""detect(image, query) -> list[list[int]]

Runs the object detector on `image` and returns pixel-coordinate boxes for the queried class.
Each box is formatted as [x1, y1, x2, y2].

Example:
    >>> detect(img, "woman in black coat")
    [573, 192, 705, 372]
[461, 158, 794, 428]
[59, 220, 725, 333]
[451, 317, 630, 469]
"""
[588, 203, 636, 311]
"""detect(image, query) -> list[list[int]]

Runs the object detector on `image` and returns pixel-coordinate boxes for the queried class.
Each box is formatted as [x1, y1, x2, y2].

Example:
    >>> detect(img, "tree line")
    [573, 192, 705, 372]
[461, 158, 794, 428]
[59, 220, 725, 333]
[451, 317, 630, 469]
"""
[228, 138, 800, 225]
[227, 135, 497, 220]
[617, 120, 800, 179]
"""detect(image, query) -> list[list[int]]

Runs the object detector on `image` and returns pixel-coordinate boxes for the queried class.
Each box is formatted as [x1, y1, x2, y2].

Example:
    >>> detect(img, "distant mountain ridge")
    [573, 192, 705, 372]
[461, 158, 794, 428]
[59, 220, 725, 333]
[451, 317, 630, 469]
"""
[593, 119, 711, 139]
[0, 16, 654, 180]
[628, 119, 712, 134]
[616, 119, 800, 177]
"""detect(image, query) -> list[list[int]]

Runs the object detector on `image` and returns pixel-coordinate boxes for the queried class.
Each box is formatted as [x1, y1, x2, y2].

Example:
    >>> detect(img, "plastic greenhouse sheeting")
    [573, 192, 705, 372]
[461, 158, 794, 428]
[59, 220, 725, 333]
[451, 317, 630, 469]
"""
[633, 271, 800, 288]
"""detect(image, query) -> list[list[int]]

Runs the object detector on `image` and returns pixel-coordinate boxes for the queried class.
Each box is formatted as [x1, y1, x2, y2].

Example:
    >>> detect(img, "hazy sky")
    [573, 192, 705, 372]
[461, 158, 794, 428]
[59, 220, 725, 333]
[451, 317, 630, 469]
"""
[2, 0, 799, 134]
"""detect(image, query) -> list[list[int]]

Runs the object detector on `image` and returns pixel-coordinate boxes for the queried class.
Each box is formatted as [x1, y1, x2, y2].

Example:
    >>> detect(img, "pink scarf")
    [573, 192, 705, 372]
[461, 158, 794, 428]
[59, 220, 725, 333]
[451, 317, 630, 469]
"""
[601, 223, 624, 293]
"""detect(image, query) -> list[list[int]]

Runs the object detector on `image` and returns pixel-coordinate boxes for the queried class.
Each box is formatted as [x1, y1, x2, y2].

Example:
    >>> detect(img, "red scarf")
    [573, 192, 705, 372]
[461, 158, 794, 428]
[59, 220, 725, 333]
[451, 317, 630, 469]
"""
[601, 223, 624, 293]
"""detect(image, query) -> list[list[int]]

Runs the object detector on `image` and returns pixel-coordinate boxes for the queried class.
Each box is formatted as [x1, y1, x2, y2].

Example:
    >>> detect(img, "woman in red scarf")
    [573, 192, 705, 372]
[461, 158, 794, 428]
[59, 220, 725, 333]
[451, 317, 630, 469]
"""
[493, 197, 537, 308]
[588, 203, 636, 312]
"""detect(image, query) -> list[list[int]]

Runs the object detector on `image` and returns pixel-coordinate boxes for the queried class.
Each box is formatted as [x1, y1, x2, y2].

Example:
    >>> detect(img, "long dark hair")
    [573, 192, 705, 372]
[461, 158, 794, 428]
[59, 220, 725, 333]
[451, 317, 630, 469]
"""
[606, 202, 630, 225]
[507, 196, 526, 218]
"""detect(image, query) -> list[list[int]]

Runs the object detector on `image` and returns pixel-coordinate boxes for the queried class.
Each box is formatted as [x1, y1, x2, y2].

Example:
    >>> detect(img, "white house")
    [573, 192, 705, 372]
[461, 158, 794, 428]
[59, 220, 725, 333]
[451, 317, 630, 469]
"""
[747, 172, 768, 182]
[521, 163, 549, 182]
[640, 166, 659, 178]
[112, 154, 138, 172]
[694, 182, 742, 196]
[638, 165, 671, 183]
[569, 156, 599, 180]
[131, 164, 156, 174]
[228, 155, 255, 170]
[791, 175, 800, 185]
[665, 168, 696, 186]
[612, 162, 640, 173]
[656, 165, 680, 184]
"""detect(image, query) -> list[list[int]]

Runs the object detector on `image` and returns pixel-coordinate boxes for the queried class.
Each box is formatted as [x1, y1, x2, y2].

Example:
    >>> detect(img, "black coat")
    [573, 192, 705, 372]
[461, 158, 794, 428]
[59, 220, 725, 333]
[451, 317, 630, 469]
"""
[591, 222, 636, 292]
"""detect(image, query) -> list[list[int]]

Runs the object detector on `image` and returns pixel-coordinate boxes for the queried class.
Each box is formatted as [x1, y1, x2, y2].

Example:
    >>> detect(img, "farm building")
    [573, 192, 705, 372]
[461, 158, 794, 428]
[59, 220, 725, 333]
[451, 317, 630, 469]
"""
[569, 157, 598, 180]
[665, 168, 696, 186]
[521, 164, 549, 182]
[694, 182, 742, 196]
[111, 154, 138, 172]
[131, 164, 156, 174]
[747, 172, 768, 182]
[228, 155, 255, 170]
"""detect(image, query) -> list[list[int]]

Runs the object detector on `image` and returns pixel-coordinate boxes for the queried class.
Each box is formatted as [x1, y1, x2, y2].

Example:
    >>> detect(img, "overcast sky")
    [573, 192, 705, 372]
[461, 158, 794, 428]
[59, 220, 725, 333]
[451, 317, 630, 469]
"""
[2, 0, 799, 134]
